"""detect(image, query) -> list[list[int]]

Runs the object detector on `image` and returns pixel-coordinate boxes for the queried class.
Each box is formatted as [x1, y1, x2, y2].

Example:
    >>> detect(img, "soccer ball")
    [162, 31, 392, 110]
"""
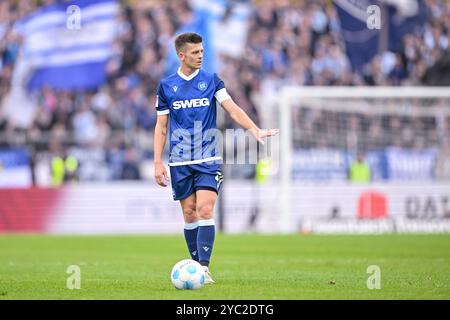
[170, 259, 205, 290]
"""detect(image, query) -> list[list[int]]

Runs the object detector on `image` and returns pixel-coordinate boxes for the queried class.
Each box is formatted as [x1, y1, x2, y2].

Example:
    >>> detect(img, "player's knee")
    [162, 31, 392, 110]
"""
[183, 207, 197, 222]
[197, 204, 214, 219]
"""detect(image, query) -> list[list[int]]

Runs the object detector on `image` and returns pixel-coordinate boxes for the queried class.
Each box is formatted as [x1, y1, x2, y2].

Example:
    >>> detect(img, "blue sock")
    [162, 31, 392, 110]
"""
[184, 222, 199, 261]
[197, 219, 215, 266]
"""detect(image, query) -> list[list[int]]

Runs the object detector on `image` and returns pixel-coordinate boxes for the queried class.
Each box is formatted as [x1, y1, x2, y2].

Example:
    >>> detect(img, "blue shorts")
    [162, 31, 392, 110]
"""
[169, 162, 223, 201]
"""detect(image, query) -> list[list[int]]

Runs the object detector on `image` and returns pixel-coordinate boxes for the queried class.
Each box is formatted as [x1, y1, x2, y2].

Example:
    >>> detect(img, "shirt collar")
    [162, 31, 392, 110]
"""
[177, 68, 200, 81]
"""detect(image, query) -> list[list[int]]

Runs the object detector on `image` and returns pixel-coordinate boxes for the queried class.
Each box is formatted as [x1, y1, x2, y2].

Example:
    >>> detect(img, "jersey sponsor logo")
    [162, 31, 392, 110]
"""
[173, 86, 178, 92]
[172, 98, 210, 110]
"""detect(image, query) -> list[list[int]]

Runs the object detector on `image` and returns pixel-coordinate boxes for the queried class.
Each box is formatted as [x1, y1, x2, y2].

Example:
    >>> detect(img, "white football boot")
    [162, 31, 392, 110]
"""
[203, 266, 215, 284]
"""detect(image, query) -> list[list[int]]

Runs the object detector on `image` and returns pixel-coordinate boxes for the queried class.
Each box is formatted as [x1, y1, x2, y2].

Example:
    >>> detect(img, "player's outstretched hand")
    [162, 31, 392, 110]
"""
[251, 128, 279, 145]
[155, 162, 169, 187]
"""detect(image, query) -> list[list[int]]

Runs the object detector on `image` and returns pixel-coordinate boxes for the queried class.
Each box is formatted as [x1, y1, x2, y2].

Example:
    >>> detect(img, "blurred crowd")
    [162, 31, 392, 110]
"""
[293, 103, 450, 150]
[0, 0, 450, 183]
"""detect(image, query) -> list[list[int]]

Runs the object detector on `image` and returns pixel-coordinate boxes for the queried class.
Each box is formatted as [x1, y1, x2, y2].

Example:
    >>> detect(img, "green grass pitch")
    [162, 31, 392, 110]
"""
[1, 234, 449, 299]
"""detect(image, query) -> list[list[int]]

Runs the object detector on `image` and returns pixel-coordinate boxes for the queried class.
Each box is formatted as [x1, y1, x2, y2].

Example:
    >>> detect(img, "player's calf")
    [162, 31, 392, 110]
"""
[181, 195, 200, 261]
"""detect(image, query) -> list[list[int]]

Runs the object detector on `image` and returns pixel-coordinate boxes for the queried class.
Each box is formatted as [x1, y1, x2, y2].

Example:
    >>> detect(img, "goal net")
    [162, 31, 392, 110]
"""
[255, 87, 450, 233]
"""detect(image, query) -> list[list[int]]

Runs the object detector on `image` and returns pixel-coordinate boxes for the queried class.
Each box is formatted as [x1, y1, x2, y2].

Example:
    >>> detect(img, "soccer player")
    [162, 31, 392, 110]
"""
[153, 32, 278, 284]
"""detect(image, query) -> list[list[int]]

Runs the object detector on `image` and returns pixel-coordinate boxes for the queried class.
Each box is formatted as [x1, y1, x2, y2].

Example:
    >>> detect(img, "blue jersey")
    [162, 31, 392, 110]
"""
[155, 69, 230, 166]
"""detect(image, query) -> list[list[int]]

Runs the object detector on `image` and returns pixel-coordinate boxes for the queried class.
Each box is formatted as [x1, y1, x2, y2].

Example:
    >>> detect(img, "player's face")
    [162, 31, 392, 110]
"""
[180, 42, 203, 70]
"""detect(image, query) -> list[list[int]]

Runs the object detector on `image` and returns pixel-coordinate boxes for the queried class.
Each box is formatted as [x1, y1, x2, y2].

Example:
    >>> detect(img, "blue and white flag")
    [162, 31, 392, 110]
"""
[165, 8, 216, 76]
[385, 147, 436, 181]
[292, 149, 350, 181]
[334, 0, 379, 72]
[0, 149, 33, 187]
[334, 0, 426, 72]
[386, 0, 427, 52]
[16, 0, 119, 91]
[164, 0, 250, 76]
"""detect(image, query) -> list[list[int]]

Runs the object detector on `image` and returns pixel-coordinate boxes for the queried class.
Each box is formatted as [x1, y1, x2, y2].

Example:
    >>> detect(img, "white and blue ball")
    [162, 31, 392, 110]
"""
[171, 259, 205, 290]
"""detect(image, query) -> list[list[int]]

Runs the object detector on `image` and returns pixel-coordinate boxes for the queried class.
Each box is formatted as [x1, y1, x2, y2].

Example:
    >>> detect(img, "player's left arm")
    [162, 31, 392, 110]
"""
[220, 98, 279, 144]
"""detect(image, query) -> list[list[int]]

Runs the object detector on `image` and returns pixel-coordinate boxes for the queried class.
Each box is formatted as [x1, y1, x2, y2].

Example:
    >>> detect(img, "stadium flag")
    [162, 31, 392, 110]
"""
[334, 0, 380, 72]
[334, 0, 426, 72]
[164, 0, 250, 76]
[16, 0, 119, 91]
[0, 149, 33, 187]
[385, 0, 427, 52]
[193, 0, 251, 59]
[165, 8, 216, 76]
[385, 147, 436, 181]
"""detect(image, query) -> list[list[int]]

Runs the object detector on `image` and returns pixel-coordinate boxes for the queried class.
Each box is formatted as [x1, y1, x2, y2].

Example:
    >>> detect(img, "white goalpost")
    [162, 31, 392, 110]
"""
[267, 86, 450, 233]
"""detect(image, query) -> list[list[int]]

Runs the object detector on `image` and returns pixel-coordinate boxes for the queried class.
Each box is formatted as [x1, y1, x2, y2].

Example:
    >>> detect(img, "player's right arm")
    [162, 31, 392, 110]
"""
[153, 84, 170, 187]
[154, 114, 169, 187]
